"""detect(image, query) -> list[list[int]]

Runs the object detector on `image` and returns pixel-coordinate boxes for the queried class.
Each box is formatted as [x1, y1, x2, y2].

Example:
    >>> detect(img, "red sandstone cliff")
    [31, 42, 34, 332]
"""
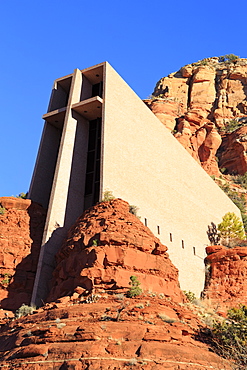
[146, 56, 247, 176]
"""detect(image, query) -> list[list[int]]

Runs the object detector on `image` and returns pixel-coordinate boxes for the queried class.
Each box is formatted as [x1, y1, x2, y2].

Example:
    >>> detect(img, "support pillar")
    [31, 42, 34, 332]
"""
[31, 69, 82, 307]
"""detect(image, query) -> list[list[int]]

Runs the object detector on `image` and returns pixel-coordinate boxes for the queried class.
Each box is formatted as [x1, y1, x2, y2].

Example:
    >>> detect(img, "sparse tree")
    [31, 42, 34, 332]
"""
[225, 53, 239, 62]
[127, 276, 142, 298]
[217, 212, 245, 246]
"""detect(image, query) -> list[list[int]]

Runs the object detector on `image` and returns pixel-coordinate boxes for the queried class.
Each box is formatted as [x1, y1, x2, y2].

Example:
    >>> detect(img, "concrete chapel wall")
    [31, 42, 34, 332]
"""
[102, 62, 241, 296]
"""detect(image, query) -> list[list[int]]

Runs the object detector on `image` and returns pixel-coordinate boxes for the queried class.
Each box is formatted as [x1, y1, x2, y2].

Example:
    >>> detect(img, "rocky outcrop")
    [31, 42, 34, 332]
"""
[203, 245, 247, 310]
[0, 294, 229, 369]
[47, 199, 183, 304]
[218, 126, 247, 174]
[0, 197, 46, 310]
[146, 57, 247, 176]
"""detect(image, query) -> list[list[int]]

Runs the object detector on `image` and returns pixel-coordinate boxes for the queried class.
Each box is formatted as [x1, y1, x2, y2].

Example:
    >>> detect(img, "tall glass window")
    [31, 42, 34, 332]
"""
[84, 118, 102, 208]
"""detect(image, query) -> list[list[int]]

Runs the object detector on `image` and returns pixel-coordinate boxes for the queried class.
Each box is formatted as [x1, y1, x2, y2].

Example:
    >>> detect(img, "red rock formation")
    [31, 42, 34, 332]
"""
[203, 245, 247, 310]
[47, 199, 183, 304]
[0, 295, 229, 369]
[146, 57, 247, 176]
[0, 197, 46, 310]
[218, 126, 247, 174]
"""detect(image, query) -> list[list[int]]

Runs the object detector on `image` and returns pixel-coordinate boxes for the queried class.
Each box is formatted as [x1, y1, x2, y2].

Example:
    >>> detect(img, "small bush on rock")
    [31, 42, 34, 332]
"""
[223, 118, 240, 133]
[1, 273, 11, 287]
[212, 305, 247, 367]
[0, 206, 6, 215]
[16, 192, 28, 199]
[232, 173, 247, 190]
[225, 54, 239, 62]
[102, 190, 115, 202]
[127, 276, 142, 298]
[15, 304, 36, 319]
[183, 290, 197, 303]
[218, 54, 239, 63]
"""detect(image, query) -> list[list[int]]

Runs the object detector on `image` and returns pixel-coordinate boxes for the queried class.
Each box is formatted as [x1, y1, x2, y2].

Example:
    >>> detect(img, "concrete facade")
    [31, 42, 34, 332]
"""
[29, 62, 241, 306]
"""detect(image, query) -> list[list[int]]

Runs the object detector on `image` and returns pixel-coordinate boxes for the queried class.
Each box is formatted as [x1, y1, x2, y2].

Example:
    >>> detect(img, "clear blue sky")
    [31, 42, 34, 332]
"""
[1, 0, 246, 197]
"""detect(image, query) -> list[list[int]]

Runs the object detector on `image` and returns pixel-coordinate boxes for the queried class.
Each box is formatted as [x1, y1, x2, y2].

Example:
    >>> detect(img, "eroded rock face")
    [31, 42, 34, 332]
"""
[47, 199, 183, 304]
[0, 197, 46, 310]
[146, 57, 247, 176]
[0, 296, 230, 369]
[203, 245, 247, 310]
[218, 126, 247, 174]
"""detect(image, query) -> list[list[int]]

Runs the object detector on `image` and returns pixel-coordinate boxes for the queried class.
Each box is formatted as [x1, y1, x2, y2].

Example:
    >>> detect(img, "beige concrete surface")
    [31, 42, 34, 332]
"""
[31, 69, 85, 306]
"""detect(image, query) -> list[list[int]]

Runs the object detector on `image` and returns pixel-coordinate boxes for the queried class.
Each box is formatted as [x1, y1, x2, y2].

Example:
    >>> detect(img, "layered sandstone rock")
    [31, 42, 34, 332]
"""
[47, 199, 183, 303]
[146, 57, 247, 176]
[0, 197, 46, 310]
[0, 295, 229, 369]
[203, 245, 247, 310]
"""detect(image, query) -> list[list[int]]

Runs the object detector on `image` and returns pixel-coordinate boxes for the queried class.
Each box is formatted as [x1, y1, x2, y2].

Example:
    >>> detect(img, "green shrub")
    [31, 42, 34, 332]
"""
[231, 173, 247, 190]
[183, 290, 197, 303]
[15, 304, 36, 319]
[102, 190, 115, 202]
[219, 167, 227, 175]
[0, 206, 6, 216]
[127, 276, 142, 298]
[200, 59, 208, 66]
[223, 119, 240, 133]
[16, 192, 27, 199]
[1, 273, 11, 286]
[228, 305, 247, 321]
[218, 54, 239, 63]
[225, 54, 239, 62]
[212, 305, 247, 367]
